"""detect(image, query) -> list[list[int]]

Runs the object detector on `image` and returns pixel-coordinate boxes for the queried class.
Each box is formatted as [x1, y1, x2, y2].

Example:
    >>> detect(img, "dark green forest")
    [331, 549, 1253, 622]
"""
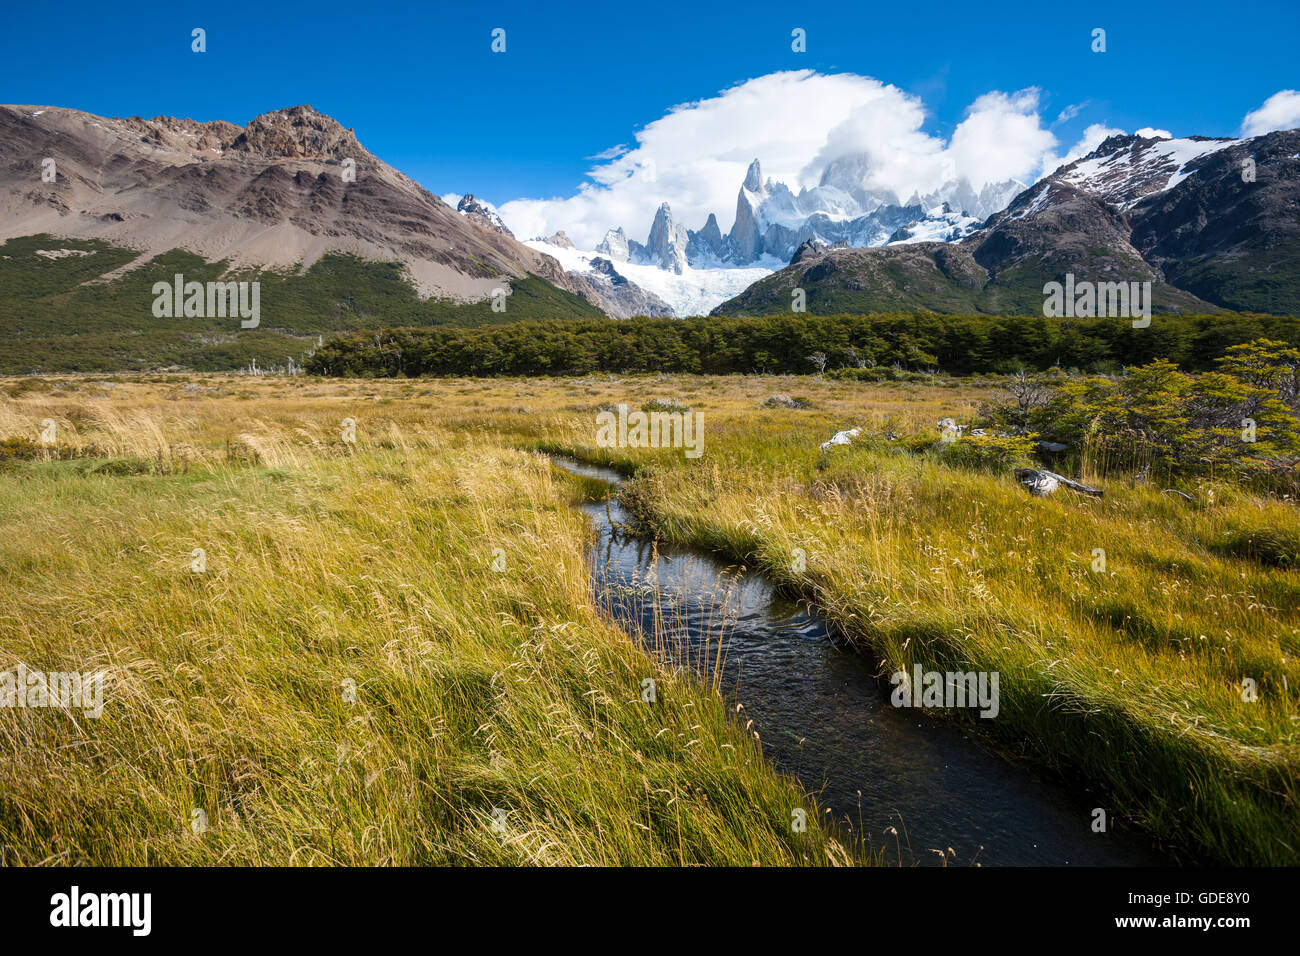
[305, 312, 1300, 377]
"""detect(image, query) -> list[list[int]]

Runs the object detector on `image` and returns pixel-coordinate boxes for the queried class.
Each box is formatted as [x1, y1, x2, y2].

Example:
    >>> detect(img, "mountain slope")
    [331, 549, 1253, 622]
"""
[0, 104, 585, 301]
[0, 233, 604, 374]
[561, 257, 675, 318]
[1126, 131, 1300, 311]
[715, 130, 1300, 317]
[0, 104, 611, 372]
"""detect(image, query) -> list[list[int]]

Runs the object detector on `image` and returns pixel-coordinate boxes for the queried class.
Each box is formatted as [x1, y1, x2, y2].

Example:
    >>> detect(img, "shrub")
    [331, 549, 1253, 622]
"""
[1002, 341, 1300, 481]
[1208, 523, 1300, 569]
[0, 436, 44, 460]
[938, 434, 1038, 473]
[2, 378, 55, 398]
[641, 398, 691, 413]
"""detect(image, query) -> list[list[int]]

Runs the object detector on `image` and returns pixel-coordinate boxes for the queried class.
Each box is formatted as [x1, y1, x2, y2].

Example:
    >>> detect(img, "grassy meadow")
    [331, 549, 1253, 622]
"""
[1, 371, 1297, 865]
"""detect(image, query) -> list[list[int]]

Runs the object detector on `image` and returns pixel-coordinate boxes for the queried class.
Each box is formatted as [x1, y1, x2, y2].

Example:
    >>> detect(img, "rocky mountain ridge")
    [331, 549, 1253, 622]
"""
[714, 129, 1300, 317]
[0, 103, 580, 303]
[598, 158, 1020, 277]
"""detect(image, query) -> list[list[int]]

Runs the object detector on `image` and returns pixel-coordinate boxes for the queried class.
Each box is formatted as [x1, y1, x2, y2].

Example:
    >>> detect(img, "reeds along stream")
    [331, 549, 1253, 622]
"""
[553, 457, 1166, 866]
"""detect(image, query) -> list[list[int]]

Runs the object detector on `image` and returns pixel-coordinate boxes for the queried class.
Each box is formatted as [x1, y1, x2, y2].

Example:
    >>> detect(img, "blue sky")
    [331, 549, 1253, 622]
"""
[3, 0, 1296, 216]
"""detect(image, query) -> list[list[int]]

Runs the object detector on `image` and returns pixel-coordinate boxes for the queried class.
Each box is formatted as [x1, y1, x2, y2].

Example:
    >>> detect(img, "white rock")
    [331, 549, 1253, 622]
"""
[820, 427, 862, 451]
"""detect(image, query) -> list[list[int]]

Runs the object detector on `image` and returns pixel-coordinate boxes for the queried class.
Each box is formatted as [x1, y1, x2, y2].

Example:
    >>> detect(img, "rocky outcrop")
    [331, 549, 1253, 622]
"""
[686, 212, 725, 262]
[727, 159, 766, 262]
[567, 256, 674, 317]
[640, 201, 690, 273]
[456, 194, 514, 237]
[123, 115, 242, 154]
[228, 105, 363, 160]
[594, 226, 630, 261]
[789, 239, 827, 266]
[541, 229, 575, 249]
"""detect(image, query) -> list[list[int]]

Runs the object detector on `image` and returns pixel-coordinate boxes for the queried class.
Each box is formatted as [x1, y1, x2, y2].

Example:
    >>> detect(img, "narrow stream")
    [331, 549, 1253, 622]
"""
[555, 457, 1167, 866]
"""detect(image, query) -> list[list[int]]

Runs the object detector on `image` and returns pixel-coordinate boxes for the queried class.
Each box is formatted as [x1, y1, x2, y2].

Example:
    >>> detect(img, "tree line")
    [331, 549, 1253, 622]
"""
[304, 312, 1300, 378]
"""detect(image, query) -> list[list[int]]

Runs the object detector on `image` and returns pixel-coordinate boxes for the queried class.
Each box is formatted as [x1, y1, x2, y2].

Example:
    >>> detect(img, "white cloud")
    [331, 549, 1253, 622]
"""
[1240, 90, 1300, 137]
[1135, 127, 1172, 139]
[947, 89, 1059, 188]
[1054, 103, 1087, 125]
[498, 71, 1068, 249]
[587, 144, 628, 161]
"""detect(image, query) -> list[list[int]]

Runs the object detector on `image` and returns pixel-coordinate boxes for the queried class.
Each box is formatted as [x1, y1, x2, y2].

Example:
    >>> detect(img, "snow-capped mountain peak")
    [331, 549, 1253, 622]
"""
[716, 158, 1002, 264]
[886, 204, 984, 245]
[543, 131, 1256, 316]
[567, 158, 1019, 312]
[454, 193, 514, 236]
[1054, 133, 1242, 208]
[644, 202, 690, 273]
[595, 227, 630, 261]
[995, 131, 1248, 226]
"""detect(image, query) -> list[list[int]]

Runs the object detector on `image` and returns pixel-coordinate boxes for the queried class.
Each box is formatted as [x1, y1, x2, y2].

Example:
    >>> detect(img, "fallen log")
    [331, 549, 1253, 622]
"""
[1014, 468, 1104, 498]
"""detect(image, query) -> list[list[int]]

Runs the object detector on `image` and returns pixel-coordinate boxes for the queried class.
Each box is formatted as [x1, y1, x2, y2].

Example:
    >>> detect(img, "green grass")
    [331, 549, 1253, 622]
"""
[1205, 519, 1300, 570]
[0, 425, 857, 864]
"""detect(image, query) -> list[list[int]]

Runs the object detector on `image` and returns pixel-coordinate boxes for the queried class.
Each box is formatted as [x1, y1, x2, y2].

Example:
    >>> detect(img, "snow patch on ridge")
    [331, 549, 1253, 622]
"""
[1060, 137, 1242, 207]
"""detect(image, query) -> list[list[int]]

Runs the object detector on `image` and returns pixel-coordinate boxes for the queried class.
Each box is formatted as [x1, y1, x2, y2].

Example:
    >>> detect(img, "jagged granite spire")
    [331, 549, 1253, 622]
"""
[643, 202, 689, 273]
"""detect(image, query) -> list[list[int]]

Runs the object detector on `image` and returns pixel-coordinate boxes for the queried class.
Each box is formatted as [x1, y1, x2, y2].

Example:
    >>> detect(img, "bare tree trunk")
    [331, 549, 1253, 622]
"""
[1014, 468, 1104, 497]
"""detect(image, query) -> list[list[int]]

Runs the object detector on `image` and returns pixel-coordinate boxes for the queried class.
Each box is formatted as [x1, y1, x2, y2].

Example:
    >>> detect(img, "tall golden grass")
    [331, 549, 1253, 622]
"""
[0, 375, 868, 865]
[5, 370, 1294, 865]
